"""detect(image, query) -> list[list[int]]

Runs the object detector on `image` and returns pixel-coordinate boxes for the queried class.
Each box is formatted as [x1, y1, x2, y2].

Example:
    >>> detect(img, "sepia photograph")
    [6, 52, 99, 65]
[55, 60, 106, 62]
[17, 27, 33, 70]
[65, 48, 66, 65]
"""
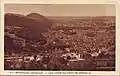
[4, 4, 116, 71]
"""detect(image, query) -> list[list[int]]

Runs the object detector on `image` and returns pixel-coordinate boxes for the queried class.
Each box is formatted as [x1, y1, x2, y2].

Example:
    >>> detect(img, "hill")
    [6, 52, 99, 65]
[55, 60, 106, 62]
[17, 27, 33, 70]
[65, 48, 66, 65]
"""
[4, 13, 53, 53]
[26, 13, 53, 28]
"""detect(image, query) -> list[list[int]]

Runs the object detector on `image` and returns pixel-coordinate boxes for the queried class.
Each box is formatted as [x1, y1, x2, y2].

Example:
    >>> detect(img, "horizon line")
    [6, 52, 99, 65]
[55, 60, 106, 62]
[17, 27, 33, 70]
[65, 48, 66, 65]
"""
[5, 13, 116, 17]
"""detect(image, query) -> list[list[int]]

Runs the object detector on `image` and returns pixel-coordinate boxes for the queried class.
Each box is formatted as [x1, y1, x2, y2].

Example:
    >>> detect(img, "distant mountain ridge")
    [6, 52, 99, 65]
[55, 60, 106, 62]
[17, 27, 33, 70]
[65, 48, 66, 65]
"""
[47, 16, 115, 20]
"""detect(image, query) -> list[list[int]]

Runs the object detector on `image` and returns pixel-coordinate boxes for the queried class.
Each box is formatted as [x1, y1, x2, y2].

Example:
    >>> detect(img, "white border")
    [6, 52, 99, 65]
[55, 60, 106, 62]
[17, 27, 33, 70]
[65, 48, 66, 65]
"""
[0, 0, 120, 75]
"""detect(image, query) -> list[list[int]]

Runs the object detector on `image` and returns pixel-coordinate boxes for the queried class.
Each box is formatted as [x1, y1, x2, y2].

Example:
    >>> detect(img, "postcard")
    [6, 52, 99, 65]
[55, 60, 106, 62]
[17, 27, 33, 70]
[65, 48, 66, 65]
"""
[0, 0, 120, 76]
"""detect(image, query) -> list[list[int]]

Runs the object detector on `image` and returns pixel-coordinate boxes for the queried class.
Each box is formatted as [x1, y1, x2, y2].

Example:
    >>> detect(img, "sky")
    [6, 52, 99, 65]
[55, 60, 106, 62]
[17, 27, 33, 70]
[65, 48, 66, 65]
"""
[4, 4, 116, 16]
